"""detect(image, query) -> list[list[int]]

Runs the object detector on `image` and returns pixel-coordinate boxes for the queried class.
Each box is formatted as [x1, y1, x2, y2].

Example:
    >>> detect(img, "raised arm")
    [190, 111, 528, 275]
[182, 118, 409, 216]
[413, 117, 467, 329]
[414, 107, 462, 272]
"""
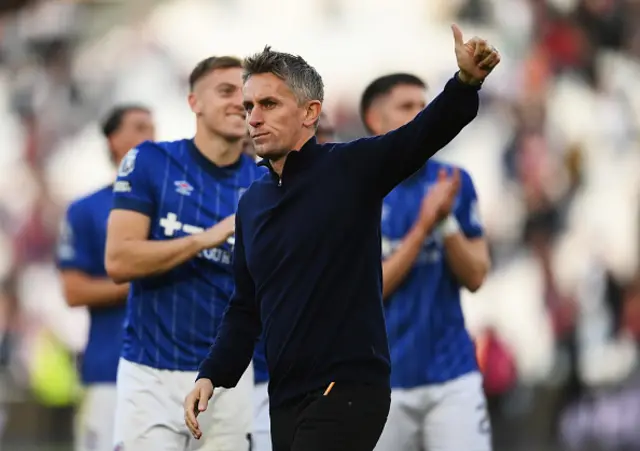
[104, 143, 235, 283]
[196, 212, 262, 388]
[348, 26, 500, 197]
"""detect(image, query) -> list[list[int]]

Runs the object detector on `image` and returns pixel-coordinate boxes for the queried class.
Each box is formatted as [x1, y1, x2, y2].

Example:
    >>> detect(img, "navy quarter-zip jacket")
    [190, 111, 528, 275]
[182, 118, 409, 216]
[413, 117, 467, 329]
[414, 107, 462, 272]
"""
[197, 74, 480, 407]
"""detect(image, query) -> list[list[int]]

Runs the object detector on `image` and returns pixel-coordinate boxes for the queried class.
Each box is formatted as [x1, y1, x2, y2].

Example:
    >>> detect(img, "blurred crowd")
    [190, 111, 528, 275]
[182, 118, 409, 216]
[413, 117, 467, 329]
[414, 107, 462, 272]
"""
[0, 0, 639, 449]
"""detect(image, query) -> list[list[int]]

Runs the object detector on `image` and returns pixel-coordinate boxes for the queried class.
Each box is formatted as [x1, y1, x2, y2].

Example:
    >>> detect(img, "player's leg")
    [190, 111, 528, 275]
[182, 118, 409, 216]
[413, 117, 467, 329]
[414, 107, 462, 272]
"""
[253, 381, 272, 451]
[75, 384, 117, 451]
[373, 386, 424, 451]
[188, 362, 253, 451]
[113, 358, 189, 451]
[290, 382, 390, 451]
[422, 372, 492, 451]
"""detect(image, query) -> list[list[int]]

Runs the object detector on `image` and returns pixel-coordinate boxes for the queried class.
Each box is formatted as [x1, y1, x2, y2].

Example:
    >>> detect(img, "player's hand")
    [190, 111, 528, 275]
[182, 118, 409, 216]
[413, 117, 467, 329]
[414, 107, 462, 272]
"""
[195, 214, 236, 250]
[416, 168, 461, 230]
[452, 24, 500, 85]
[184, 378, 214, 440]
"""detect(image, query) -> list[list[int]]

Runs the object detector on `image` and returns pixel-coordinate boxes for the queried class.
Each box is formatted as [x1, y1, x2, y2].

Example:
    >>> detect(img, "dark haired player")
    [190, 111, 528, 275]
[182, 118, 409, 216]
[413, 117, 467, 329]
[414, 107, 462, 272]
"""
[360, 73, 492, 451]
[57, 104, 154, 451]
[106, 57, 264, 451]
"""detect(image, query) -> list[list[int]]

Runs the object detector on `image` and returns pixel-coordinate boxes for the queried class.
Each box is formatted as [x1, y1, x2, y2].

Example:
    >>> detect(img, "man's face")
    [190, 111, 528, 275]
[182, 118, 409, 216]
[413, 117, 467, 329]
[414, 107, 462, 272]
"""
[371, 84, 427, 135]
[110, 109, 155, 164]
[316, 112, 336, 144]
[244, 73, 312, 160]
[190, 67, 246, 140]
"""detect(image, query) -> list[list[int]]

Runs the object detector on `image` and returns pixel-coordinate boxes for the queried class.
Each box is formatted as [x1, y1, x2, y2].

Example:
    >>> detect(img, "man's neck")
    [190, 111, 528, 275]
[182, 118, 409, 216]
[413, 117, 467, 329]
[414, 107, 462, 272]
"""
[193, 129, 243, 167]
[269, 131, 314, 177]
[111, 148, 124, 168]
[270, 158, 286, 177]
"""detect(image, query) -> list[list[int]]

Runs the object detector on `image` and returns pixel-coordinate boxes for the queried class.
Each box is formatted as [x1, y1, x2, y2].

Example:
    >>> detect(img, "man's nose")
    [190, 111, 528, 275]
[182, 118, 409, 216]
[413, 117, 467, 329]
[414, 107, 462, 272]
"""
[248, 108, 263, 128]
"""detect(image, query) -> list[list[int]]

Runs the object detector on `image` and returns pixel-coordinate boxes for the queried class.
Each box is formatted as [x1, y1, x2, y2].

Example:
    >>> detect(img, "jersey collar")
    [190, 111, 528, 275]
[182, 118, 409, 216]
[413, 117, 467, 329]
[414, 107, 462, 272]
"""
[188, 139, 244, 178]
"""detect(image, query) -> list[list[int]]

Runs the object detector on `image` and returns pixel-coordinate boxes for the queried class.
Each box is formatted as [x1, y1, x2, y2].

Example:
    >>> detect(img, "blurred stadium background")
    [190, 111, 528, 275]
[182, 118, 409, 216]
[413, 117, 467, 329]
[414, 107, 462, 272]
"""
[0, 0, 639, 450]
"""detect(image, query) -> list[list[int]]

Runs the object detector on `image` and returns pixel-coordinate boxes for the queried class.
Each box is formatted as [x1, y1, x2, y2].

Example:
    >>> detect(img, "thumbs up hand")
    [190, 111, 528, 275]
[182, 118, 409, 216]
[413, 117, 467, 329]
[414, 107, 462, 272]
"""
[451, 24, 500, 86]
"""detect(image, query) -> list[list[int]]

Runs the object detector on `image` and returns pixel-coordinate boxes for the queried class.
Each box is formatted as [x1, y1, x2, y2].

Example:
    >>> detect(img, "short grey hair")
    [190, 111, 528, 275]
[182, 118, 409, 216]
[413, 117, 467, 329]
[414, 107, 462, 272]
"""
[243, 46, 324, 105]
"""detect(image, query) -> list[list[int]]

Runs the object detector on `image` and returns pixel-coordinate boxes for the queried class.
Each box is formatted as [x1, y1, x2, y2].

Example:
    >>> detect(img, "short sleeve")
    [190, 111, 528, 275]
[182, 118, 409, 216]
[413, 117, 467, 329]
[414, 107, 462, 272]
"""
[112, 141, 158, 217]
[56, 202, 95, 272]
[453, 170, 484, 239]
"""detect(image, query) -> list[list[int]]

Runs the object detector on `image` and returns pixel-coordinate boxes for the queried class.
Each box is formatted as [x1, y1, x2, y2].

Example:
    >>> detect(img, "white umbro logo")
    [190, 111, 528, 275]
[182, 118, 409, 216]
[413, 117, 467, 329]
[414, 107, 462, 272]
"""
[174, 180, 194, 196]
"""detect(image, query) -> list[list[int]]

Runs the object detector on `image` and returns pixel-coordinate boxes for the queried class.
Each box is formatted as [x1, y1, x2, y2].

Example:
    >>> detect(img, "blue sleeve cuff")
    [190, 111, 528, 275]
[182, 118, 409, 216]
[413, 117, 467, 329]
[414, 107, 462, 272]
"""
[464, 228, 484, 240]
[112, 197, 154, 217]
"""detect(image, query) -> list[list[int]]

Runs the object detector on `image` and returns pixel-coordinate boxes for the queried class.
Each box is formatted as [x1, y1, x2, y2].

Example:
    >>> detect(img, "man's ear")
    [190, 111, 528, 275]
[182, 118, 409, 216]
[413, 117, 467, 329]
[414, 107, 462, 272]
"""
[188, 92, 200, 115]
[303, 100, 322, 128]
[364, 107, 383, 136]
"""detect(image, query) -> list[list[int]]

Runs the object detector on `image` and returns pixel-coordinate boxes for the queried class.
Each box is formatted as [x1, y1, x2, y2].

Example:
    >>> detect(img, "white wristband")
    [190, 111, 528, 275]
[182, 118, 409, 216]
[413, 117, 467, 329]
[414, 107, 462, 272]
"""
[439, 215, 461, 237]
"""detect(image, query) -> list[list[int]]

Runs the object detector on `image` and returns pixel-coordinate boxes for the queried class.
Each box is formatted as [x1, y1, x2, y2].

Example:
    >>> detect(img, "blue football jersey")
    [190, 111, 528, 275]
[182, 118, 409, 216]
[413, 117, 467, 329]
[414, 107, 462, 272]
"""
[382, 160, 483, 388]
[112, 139, 264, 371]
[56, 185, 125, 385]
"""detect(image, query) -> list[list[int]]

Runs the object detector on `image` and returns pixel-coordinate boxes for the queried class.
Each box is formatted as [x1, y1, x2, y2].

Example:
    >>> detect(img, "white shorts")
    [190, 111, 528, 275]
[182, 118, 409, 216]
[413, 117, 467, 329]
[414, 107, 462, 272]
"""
[252, 382, 271, 451]
[75, 384, 117, 451]
[113, 358, 253, 451]
[375, 372, 492, 451]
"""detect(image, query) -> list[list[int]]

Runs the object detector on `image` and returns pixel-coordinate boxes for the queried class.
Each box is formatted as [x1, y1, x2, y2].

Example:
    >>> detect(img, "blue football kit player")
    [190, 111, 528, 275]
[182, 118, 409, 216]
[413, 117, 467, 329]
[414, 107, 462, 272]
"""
[251, 111, 338, 451]
[105, 57, 264, 451]
[360, 74, 493, 451]
[57, 105, 155, 451]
